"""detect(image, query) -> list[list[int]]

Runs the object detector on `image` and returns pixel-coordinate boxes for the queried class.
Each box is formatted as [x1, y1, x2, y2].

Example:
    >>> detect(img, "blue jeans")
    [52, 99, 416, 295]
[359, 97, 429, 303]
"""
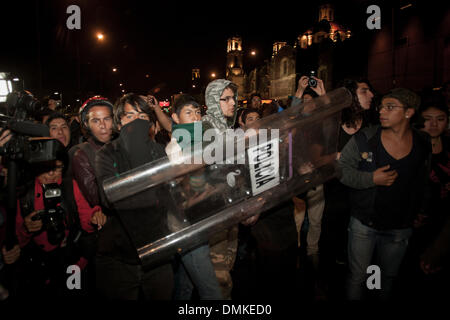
[346, 217, 412, 300]
[174, 243, 223, 300]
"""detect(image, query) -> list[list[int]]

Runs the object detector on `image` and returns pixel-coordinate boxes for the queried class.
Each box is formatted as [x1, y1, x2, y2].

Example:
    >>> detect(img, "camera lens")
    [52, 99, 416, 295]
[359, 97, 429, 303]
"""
[308, 78, 317, 88]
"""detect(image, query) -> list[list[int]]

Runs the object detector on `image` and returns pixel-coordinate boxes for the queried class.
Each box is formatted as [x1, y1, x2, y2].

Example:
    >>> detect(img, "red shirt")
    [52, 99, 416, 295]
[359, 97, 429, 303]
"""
[15, 178, 101, 269]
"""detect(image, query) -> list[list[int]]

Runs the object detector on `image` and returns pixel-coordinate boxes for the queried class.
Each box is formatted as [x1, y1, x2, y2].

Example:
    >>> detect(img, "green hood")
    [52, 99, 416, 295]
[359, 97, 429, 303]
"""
[202, 79, 238, 132]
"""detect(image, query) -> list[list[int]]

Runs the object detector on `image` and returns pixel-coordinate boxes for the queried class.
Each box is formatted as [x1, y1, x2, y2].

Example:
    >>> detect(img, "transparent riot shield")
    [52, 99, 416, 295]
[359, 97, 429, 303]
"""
[103, 87, 352, 267]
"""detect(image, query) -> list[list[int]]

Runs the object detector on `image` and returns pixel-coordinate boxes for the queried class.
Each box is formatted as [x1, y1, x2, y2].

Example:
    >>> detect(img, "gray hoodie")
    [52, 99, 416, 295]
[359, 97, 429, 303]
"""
[202, 79, 238, 132]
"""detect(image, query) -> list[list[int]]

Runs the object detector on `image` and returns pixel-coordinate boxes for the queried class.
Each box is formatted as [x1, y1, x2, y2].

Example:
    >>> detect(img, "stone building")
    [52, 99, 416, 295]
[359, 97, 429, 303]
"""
[269, 42, 296, 102]
[224, 4, 352, 106]
[225, 36, 246, 101]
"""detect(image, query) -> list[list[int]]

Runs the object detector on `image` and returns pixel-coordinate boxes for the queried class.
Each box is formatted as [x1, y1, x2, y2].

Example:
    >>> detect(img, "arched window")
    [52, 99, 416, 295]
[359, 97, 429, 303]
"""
[281, 58, 288, 76]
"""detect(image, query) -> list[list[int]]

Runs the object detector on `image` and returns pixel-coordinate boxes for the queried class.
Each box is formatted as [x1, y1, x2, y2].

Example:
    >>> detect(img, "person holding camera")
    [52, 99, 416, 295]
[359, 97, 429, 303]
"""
[294, 73, 326, 103]
[289, 72, 328, 299]
[12, 145, 85, 297]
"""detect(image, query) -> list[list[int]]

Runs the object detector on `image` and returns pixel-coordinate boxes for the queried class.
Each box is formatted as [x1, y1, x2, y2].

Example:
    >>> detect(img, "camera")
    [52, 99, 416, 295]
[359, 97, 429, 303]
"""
[31, 183, 66, 245]
[5, 90, 43, 121]
[1, 91, 62, 163]
[308, 71, 317, 88]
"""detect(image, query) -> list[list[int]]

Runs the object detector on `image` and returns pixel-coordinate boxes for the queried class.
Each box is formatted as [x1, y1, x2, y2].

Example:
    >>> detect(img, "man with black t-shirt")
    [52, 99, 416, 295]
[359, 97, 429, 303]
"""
[338, 88, 431, 300]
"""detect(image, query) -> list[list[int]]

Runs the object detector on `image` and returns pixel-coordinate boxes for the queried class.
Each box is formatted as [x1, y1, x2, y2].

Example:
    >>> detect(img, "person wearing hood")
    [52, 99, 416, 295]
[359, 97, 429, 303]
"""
[201, 79, 239, 299]
[202, 79, 238, 133]
[94, 93, 173, 299]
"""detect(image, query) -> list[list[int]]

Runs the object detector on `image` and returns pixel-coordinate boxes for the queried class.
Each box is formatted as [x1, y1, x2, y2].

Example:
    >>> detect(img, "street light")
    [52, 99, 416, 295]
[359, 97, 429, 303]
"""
[211, 73, 216, 78]
[112, 68, 117, 72]
[251, 50, 256, 56]
[0, 72, 13, 102]
[97, 33, 104, 41]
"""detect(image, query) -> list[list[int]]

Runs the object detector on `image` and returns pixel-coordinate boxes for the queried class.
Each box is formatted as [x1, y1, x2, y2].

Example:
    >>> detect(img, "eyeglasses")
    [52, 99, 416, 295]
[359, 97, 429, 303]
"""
[376, 104, 407, 112]
[219, 96, 235, 103]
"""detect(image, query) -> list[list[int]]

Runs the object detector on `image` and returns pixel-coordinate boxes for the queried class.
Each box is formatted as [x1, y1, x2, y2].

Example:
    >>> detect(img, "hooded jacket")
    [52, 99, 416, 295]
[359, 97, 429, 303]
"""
[202, 79, 238, 132]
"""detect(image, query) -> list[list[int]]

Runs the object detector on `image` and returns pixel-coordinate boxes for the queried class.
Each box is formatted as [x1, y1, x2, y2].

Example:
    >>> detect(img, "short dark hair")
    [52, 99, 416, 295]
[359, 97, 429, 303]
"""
[338, 77, 374, 128]
[173, 94, 200, 116]
[249, 93, 262, 101]
[241, 108, 260, 124]
[45, 112, 69, 127]
[419, 92, 449, 117]
[114, 93, 156, 127]
[261, 102, 278, 117]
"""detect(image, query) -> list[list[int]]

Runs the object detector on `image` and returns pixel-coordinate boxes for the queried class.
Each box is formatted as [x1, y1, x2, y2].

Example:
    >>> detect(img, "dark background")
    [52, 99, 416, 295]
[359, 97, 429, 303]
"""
[0, 0, 447, 108]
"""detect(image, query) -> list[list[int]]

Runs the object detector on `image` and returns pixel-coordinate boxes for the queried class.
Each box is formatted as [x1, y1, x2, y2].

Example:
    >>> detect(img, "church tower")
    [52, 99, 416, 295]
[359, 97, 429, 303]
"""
[192, 68, 200, 89]
[226, 36, 245, 101]
[318, 3, 334, 22]
[226, 37, 244, 78]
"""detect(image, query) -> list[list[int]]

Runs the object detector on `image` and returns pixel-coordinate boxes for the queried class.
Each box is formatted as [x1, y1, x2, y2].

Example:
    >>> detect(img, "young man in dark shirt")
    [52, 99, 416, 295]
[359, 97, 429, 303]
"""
[94, 93, 173, 300]
[338, 88, 431, 300]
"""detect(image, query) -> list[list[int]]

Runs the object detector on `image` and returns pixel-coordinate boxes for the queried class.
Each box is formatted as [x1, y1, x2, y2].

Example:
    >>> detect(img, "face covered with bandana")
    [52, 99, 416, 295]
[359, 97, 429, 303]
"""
[116, 99, 160, 167]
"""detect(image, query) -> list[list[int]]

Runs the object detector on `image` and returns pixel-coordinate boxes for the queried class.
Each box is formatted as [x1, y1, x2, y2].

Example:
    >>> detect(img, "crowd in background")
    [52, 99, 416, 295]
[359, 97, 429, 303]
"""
[0, 75, 448, 301]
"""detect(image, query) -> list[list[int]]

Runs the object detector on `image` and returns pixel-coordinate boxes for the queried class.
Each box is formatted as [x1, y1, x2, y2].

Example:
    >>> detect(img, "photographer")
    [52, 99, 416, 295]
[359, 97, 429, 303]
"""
[12, 144, 84, 297]
[290, 73, 327, 299]
[294, 73, 326, 102]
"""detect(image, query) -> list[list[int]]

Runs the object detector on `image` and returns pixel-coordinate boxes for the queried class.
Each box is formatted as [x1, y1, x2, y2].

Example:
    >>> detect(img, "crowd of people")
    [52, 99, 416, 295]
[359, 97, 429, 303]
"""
[0, 75, 448, 301]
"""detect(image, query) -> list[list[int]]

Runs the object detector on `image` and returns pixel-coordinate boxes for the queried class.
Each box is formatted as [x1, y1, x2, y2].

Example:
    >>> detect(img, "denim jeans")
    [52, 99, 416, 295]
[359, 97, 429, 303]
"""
[174, 243, 223, 300]
[305, 184, 325, 256]
[346, 217, 412, 300]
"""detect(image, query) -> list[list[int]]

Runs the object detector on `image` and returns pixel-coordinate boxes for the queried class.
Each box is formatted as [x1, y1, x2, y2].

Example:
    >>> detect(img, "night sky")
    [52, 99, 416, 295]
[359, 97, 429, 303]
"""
[0, 0, 423, 107]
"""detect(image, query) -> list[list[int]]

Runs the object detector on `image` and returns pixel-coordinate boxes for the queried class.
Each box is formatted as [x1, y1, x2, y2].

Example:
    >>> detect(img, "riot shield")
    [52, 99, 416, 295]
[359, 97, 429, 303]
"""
[103, 87, 352, 267]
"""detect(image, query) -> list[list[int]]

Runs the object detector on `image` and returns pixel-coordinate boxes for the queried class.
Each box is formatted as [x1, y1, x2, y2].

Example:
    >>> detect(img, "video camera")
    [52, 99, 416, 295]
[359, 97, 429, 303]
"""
[1, 91, 65, 251]
[31, 183, 66, 245]
[0, 91, 61, 163]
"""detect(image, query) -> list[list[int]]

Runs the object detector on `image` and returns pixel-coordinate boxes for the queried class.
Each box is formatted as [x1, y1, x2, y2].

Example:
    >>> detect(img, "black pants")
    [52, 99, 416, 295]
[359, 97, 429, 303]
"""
[95, 255, 174, 300]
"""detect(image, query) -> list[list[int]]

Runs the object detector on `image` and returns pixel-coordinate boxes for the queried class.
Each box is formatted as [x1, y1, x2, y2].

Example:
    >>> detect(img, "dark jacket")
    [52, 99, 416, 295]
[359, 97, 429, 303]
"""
[338, 125, 432, 230]
[70, 137, 105, 207]
[95, 120, 169, 265]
